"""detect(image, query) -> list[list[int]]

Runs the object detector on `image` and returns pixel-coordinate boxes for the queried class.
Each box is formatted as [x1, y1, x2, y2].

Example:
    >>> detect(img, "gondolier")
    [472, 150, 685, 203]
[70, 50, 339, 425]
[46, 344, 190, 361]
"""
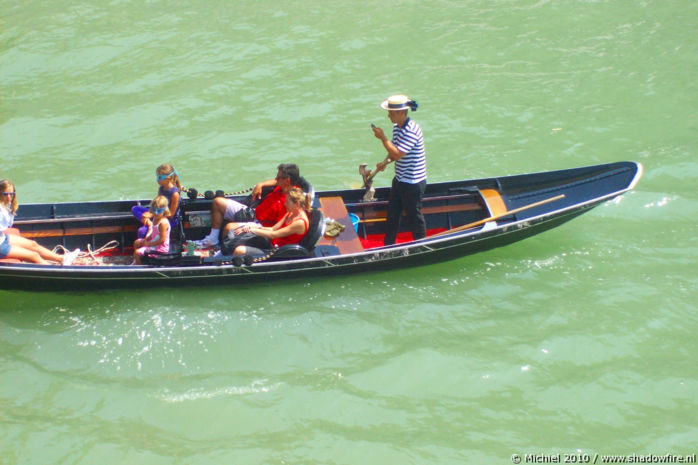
[371, 94, 427, 245]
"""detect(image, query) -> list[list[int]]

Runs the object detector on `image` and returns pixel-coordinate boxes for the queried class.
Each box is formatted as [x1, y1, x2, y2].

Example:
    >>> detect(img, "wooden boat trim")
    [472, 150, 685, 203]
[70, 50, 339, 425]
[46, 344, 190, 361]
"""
[20, 225, 138, 239]
[14, 212, 134, 225]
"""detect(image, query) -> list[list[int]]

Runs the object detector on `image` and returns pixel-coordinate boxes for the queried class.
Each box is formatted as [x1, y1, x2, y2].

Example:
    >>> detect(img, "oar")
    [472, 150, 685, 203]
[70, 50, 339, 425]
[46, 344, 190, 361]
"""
[430, 194, 566, 238]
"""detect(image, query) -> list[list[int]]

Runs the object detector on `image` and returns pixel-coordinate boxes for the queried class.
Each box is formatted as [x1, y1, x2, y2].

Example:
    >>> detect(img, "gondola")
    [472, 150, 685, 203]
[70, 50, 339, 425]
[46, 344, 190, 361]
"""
[0, 161, 642, 291]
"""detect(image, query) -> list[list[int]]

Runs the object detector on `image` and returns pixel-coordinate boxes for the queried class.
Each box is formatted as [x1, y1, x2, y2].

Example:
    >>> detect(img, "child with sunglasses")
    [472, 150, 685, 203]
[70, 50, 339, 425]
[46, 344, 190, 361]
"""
[131, 164, 181, 239]
[0, 179, 80, 265]
[133, 195, 171, 264]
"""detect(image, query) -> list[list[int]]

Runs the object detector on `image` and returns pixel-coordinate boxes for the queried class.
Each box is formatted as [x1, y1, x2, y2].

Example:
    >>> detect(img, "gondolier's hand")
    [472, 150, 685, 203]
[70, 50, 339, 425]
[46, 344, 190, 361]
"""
[371, 125, 386, 141]
[376, 157, 392, 172]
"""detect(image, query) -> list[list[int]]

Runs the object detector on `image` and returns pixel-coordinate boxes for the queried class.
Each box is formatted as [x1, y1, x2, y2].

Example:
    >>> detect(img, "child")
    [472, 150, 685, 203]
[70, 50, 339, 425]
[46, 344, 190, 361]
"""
[0, 179, 80, 265]
[132, 164, 181, 239]
[133, 195, 171, 264]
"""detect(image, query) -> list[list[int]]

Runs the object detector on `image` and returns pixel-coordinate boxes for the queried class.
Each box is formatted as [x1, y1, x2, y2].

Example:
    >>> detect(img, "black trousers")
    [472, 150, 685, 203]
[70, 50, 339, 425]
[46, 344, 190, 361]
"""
[384, 178, 427, 245]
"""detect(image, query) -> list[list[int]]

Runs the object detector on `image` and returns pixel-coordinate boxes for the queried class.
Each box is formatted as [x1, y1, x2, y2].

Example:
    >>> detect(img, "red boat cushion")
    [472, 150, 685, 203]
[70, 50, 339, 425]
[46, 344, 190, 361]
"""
[360, 228, 447, 249]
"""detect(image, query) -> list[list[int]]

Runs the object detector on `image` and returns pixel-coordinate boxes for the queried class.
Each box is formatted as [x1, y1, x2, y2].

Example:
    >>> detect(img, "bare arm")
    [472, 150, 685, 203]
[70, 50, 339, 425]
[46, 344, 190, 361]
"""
[248, 216, 306, 240]
[167, 191, 180, 219]
[251, 178, 277, 200]
[372, 126, 405, 171]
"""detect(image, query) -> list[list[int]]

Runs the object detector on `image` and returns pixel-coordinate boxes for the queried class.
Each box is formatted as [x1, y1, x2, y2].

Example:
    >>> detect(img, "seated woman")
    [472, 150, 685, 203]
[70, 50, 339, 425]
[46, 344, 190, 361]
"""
[231, 187, 310, 259]
[0, 179, 80, 265]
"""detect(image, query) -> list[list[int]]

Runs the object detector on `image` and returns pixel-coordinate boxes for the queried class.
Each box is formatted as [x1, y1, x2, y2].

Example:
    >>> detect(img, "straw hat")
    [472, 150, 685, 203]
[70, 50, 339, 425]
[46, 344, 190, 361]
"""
[380, 94, 414, 111]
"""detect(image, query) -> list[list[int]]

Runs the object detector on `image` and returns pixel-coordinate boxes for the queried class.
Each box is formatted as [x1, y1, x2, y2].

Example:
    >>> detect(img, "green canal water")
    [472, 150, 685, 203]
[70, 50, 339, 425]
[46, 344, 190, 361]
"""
[1, 0, 696, 463]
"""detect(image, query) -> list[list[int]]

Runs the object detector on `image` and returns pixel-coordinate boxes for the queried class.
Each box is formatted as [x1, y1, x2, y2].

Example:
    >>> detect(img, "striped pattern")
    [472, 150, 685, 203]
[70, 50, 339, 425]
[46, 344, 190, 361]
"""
[392, 118, 426, 183]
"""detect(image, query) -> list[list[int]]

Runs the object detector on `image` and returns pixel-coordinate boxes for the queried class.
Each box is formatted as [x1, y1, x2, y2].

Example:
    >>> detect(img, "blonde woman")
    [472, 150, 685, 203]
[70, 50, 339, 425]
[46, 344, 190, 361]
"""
[0, 179, 80, 265]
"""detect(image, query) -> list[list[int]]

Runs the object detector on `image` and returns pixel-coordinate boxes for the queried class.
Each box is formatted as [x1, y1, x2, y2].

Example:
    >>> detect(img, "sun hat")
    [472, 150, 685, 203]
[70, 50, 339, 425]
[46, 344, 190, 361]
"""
[380, 95, 418, 111]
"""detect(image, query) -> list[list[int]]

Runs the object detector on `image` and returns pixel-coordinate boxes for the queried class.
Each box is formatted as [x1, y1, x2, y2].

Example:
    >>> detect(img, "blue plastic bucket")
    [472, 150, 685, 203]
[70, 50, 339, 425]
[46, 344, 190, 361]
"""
[349, 213, 359, 233]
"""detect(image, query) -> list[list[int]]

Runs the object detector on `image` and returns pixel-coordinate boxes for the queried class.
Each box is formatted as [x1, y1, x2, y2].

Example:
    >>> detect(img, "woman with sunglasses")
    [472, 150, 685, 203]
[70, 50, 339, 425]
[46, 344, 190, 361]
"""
[0, 179, 80, 265]
[132, 163, 181, 239]
[133, 195, 171, 265]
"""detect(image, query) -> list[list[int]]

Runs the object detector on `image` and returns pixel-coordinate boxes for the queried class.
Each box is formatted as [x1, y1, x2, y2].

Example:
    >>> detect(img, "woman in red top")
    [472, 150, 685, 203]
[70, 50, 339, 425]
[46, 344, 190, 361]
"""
[232, 188, 310, 258]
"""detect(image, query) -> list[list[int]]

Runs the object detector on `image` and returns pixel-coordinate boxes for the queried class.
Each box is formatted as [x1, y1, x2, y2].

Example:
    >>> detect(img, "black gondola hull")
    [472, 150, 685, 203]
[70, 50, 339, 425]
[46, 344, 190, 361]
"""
[0, 162, 642, 291]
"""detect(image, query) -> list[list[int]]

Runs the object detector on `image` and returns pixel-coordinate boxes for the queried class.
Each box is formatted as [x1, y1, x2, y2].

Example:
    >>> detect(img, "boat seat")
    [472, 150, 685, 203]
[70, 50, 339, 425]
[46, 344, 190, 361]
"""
[141, 253, 180, 266]
[171, 211, 186, 246]
[141, 245, 182, 266]
[297, 176, 314, 201]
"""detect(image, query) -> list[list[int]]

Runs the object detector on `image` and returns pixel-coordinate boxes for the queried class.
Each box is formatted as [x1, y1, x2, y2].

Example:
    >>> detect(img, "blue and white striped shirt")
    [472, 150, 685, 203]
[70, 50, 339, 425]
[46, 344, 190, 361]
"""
[392, 118, 426, 184]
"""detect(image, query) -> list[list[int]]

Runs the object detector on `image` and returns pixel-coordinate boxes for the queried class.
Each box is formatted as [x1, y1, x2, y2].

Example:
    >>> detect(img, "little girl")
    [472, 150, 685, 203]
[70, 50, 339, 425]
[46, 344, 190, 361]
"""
[0, 179, 80, 265]
[132, 164, 181, 239]
[133, 195, 171, 264]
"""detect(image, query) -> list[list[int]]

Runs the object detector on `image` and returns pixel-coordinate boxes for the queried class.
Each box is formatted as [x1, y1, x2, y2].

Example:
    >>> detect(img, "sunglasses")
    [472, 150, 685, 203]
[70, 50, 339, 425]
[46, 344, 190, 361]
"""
[1, 192, 15, 197]
[156, 173, 174, 181]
